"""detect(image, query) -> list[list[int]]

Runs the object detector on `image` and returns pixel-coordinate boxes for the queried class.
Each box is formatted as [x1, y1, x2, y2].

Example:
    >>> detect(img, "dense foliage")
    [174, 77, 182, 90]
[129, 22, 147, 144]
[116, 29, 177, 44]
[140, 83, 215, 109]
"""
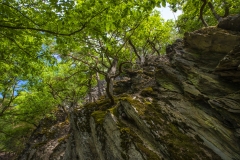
[0, 0, 238, 155]
[169, 0, 240, 33]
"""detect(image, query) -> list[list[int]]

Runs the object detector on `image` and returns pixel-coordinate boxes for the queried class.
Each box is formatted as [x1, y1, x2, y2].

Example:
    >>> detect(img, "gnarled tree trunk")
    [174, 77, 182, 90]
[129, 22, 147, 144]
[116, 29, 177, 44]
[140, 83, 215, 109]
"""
[105, 58, 118, 105]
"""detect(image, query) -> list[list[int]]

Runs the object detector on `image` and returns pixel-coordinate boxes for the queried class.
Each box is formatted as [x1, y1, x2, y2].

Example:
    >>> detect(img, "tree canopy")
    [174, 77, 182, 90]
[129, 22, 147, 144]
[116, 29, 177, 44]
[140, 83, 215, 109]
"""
[169, 0, 240, 33]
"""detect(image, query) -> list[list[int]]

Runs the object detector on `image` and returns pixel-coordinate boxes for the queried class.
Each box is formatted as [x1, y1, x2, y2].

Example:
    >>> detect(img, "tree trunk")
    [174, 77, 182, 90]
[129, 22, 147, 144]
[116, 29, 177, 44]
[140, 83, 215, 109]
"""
[105, 58, 118, 105]
[87, 74, 93, 102]
[96, 72, 103, 97]
[200, 0, 208, 27]
[88, 92, 92, 102]
[105, 76, 115, 105]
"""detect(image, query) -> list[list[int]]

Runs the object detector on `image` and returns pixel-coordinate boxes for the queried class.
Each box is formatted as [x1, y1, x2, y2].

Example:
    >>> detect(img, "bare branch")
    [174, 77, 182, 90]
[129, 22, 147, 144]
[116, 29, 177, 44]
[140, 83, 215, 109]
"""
[200, 0, 208, 27]
[129, 39, 141, 61]
[223, 0, 230, 17]
[147, 39, 160, 56]
[113, 61, 132, 78]
[207, 2, 222, 21]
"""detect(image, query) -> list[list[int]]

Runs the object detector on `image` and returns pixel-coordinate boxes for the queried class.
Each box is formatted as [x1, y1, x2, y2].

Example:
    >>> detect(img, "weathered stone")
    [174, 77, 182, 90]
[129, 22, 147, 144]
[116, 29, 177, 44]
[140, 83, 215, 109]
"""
[216, 45, 240, 70]
[215, 45, 240, 82]
[184, 27, 240, 53]
[17, 110, 70, 160]
[218, 14, 240, 32]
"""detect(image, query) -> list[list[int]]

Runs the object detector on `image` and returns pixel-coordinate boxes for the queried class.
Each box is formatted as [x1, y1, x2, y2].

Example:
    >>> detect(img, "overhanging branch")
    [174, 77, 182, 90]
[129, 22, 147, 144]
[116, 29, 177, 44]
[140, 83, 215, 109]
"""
[0, 7, 109, 36]
[200, 0, 208, 27]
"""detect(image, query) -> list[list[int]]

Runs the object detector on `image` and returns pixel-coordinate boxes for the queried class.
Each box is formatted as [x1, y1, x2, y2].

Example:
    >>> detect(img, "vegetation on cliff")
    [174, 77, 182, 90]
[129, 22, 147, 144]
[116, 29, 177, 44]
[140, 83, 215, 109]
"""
[0, 0, 240, 159]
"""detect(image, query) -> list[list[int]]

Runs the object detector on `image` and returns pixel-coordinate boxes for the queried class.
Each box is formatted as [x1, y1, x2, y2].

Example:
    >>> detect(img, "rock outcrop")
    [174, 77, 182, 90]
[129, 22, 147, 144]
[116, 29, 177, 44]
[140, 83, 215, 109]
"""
[17, 110, 70, 160]
[18, 17, 240, 160]
[218, 14, 240, 32]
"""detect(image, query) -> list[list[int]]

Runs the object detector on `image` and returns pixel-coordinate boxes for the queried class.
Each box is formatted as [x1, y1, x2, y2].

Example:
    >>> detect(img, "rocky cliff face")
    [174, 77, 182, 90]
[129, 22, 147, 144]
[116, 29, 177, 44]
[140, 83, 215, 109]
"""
[18, 17, 240, 160]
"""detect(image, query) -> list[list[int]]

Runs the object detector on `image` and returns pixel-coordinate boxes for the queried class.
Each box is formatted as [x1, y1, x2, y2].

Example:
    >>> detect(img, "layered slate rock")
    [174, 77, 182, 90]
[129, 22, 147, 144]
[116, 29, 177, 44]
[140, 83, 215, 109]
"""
[215, 45, 240, 82]
[218, 14, 240, 32]
[17, 110, 70, 160]
[184, 27, 240, 53]
[18, 15, 240, 160]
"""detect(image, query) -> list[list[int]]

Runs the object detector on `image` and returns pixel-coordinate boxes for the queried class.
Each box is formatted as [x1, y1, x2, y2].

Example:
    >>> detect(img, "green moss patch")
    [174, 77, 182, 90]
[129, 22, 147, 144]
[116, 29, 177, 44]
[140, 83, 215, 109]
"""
[57, 134, 70, 143]
[117, 121, 160, 160]
[121, 97, 147, 116]
[155, 68, 182, 92]
[84, 98, 112, 110]
[188, 73, 200, 86]
[140, 87, 158, 97]
[120, 127, 131, 159]
[108, 106, 118, 117]
[91, 111, 107, 124]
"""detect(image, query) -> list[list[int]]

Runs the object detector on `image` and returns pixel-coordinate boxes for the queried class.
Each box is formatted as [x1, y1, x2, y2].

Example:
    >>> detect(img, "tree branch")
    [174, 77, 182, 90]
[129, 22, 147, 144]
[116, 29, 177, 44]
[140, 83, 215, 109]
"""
[223, 0, 230, 17]
[113, 61, 132, 78]
[200, 0, 208, 27]
[207, 2, 222, 21]
[0, 2, 47, 27]
[0, 7, 109, 36]
[129, 39, 141, 61]
[147, 39, 160, 56]
[67, 54, 106, 76]
[0, 81, 17, 116]
[0, 33, 33, 57]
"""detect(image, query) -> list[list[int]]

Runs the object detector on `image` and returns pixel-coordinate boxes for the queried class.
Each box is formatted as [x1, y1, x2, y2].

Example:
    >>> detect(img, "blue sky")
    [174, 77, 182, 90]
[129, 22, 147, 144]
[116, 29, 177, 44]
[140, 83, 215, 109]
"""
[157, 5, 182, 20]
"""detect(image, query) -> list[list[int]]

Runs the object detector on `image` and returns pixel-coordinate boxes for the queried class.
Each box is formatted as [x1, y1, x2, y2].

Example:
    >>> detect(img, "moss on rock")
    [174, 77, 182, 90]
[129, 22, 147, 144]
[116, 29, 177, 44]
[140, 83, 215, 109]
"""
[108, 106, 118, 117]
[57, 134, 70, 143]
[140, 87, 158, 97]
[120, 96, 221, 160]
[91, 111, 107, 124]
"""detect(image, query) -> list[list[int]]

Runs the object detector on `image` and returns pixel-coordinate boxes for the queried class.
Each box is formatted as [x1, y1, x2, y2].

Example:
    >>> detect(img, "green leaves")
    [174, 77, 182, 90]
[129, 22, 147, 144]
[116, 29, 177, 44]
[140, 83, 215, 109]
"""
[173, 0, 240, 33]
[162, 0, 167, 7]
